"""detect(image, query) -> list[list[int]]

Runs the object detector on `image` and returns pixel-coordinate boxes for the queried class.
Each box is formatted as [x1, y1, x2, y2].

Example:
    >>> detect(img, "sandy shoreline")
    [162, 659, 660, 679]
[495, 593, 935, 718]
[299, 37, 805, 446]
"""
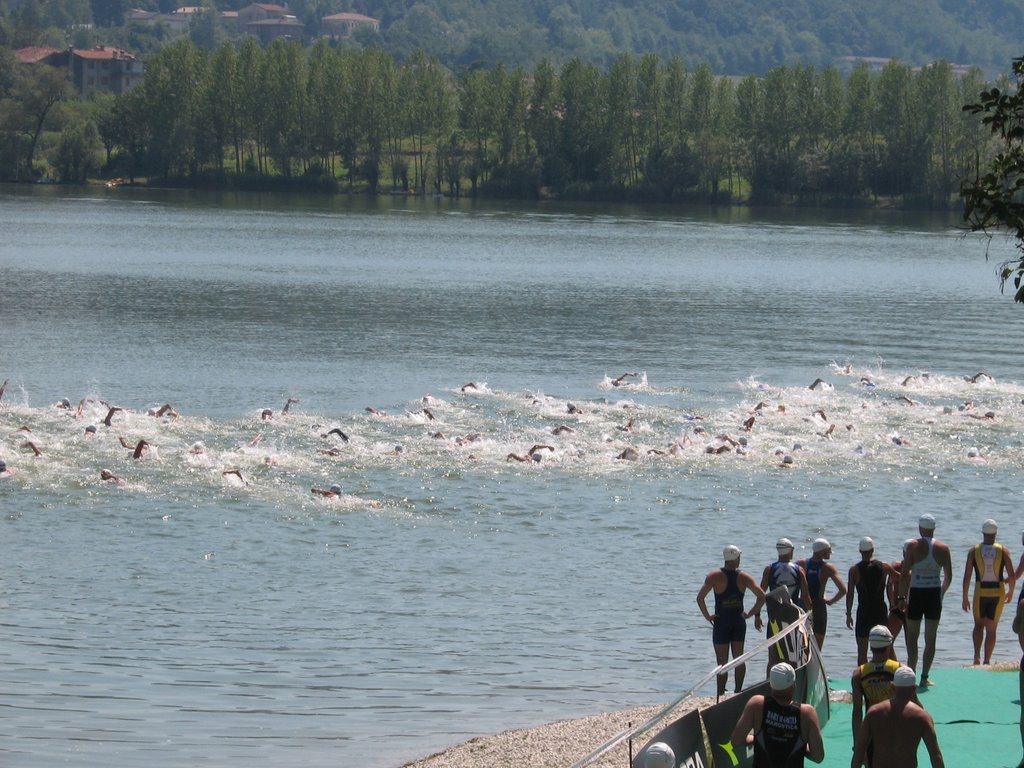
[400, 699, 717, 768]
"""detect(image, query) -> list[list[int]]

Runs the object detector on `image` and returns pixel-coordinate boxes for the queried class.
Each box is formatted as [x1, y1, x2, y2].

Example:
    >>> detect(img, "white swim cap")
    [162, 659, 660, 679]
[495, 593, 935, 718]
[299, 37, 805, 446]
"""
[868, 625, 893, 648]
[723, 544, 741, 562]
[982, 519, 998, 534]
[893, 666, 917, 688]
[918, 513, 936, 530]
[644, 742, 676, 768]
[776, 537, 794, 552]
[859, 536, 874, 552]
[769, 662, 797, 691]
[812, 538, 830, 553]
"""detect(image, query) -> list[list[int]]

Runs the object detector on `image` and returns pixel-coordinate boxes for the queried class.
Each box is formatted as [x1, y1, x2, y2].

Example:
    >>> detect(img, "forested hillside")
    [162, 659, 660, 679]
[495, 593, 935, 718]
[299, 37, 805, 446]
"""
[3, 0, 1022, 75]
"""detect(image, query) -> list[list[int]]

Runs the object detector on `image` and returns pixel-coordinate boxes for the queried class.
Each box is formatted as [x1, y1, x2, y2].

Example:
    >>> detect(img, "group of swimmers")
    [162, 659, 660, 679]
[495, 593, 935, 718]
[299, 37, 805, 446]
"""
[0, 364, 1017, 488]
[699, 513, 1024, 767]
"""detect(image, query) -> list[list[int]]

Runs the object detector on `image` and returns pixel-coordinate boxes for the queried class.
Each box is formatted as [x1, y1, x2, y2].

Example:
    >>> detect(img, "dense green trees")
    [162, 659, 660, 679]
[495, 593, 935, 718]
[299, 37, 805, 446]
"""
[0, 39, 1004, 209]
[961, 56, 1024, 302]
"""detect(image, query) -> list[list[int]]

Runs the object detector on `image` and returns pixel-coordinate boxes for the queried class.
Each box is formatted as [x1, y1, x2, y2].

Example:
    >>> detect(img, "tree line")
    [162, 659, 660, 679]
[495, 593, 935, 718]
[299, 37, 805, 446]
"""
[0, 39, 1003, 205]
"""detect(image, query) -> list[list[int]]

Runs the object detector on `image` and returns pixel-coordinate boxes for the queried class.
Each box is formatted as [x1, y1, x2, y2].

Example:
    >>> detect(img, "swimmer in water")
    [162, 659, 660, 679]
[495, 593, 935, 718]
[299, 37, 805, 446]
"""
[321, 427, 350, 442]
[965, 372, 994, 383]
[507, 444, 555, 463]
[365, 406, 387, 417]
[567, 402, 585, 415]
[552, 424, 575, 435]
[131, 439, 151, 459]
[100, 468, 125, 486]
[281, 397, 300, 414]
[149, 403, 180, 420]
[460, 382, 478, 392]
[84, 424, 98, 437]
[261, 408, 274, 420]
[102, 405, 123, 426]
[21, 441, 42, 457]
[311, 484, 344, 497]
[616, 446, 640, 460]
[612, 372, 638, 387]
[966, 411, 997, 422]
[0, 459, 15, 477]
[221, 468, 245, 484]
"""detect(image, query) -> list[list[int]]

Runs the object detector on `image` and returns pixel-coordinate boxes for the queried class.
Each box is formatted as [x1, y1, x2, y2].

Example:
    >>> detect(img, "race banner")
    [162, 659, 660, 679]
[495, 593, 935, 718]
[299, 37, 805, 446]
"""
[700, 680, 771, 768]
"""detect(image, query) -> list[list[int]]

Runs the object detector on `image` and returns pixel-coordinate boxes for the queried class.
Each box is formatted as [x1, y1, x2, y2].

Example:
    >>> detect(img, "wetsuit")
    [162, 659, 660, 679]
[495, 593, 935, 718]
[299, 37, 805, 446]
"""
[753, 696, 806, 767]
[768, 561, 804, 604]
[713, 568, 746, 644]
[853, 560, 889, 637]
[971, 543, 1008, 622]
[805, 558, 827, 635]
[908, 538, 942, 621]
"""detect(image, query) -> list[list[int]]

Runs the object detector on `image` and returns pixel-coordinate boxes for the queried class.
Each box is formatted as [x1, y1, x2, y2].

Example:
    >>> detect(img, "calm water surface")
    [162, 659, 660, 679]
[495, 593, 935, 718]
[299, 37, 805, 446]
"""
[1, 186, 1023, 767]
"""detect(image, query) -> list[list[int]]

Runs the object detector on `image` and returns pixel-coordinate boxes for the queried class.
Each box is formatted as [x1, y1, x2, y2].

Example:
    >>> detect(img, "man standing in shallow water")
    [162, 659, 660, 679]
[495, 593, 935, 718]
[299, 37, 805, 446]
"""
[961, 518, 1015, 665]
[899, 514, 952, 686]
[697, 545, 766, 697]
[847, 537, 899, 665]
[797, 537, 846, 650]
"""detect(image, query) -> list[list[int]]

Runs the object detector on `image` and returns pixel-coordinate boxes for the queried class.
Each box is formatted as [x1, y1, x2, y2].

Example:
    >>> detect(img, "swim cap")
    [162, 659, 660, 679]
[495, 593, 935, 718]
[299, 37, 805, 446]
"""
[776, 537, 794, 552]
[982, 519, 998, 534]
[893, 665, 917, 688]
[868, 625, 893, 648]
[85, 425, 97, 434]
[0, 460, 6, 472]
[723, 544, 741, 562]
[769, 662, 797, 691]
[812, 538, 830, 553]
[918, 513, 936, 530]
[644, 742, 676, 768]
[329, 484, 342, 495]
[859, 536, 874, 552]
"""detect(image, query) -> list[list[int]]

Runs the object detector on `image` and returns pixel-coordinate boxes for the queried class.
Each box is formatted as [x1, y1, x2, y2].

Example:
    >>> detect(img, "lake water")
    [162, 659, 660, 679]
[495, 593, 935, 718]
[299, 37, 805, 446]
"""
[2, 185, 1023, 767]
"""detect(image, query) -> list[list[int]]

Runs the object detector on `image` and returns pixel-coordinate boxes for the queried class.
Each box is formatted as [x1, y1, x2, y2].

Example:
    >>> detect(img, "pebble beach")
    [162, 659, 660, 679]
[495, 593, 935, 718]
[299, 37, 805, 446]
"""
[401, 700, 716, 768]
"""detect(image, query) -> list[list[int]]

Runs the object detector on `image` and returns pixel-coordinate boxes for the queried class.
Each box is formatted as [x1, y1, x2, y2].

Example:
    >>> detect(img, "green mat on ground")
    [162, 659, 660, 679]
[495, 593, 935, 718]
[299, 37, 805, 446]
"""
[822, 667, 1021, 767]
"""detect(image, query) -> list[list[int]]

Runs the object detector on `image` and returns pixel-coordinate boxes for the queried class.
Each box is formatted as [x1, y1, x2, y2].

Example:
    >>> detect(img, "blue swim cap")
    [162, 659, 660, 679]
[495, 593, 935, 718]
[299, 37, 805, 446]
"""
[85, 425, 97, 433]
[329, 484, 342, 495]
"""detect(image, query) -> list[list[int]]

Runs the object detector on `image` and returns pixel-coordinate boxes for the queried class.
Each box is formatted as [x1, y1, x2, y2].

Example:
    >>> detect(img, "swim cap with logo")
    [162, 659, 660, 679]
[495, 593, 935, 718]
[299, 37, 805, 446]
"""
[769, 662, 797, 691]
[868, 625, 893, 648]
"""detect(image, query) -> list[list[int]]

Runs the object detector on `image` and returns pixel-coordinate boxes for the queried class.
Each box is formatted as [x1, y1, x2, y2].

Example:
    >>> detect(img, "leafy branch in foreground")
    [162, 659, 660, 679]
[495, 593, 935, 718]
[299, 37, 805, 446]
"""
[961, 56, 1024, 302]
